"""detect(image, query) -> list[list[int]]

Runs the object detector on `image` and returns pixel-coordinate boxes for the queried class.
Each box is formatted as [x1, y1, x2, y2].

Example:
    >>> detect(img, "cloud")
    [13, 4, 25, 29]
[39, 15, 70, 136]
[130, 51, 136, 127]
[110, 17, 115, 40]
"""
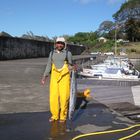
[74, 0, 125, 5]
[107, 0, 125, 5]
[74, 0, 97, 5]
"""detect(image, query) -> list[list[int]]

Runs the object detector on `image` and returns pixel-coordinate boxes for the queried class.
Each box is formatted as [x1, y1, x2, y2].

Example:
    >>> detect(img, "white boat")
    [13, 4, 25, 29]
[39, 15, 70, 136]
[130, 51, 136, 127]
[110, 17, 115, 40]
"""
[79, 68, 103, 78]
[79, 62, 109, 78]
[91, 56, 132, 74]
[78, 67, 140, 80]
[102, 67, 139, 80]
[92, 56, 139, 74]
[78, 56, 140, 80]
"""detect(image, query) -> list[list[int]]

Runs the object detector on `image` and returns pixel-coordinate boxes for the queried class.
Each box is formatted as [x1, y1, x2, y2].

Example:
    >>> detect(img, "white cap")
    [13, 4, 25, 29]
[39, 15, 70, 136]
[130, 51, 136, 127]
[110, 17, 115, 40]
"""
[56, 37, 66, 43]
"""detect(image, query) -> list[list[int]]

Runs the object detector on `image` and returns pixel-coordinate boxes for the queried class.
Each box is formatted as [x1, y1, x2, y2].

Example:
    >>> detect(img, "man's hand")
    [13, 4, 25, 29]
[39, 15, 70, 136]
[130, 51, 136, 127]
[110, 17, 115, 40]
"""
[41, 76, 47, 85]
[68, 64, 77, 72]
[73, 64, 78, 71]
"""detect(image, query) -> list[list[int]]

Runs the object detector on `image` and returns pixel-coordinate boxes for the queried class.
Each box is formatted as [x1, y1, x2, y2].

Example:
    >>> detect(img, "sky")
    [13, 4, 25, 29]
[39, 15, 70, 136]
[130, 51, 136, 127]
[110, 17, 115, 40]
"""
[0, 0, 126, 39]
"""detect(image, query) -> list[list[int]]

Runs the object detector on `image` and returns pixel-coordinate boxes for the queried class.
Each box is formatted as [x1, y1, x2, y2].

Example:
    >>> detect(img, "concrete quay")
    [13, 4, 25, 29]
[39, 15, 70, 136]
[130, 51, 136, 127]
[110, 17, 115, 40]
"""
[0, 58, 140, 140]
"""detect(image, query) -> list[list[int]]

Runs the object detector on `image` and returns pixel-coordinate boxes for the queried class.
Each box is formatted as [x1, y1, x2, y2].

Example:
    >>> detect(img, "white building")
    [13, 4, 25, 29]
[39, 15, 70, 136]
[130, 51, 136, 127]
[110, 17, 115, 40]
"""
[98, 37, 107, 43]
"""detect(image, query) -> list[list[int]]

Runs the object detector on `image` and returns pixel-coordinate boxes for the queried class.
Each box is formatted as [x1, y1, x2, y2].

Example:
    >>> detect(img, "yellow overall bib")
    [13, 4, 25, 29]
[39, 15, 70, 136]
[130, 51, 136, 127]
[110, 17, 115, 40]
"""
[50, 62, 70, 121]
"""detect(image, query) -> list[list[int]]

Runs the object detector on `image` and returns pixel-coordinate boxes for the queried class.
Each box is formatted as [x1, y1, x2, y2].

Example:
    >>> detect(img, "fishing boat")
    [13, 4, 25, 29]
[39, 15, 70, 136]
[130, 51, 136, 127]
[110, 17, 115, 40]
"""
[78, 56, 140, 80]
[102, 67, 139, 80]
[78, 67, 140, 80]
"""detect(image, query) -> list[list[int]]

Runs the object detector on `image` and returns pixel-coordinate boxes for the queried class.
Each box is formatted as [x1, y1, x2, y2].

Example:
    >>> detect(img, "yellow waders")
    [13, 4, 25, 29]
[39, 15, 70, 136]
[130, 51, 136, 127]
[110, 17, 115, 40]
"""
[50, 62, 70, 121]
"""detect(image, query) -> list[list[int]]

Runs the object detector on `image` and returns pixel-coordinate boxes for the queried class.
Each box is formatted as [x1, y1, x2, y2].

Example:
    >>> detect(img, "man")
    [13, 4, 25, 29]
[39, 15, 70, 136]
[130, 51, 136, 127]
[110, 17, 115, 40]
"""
[41, 37, 73, 122]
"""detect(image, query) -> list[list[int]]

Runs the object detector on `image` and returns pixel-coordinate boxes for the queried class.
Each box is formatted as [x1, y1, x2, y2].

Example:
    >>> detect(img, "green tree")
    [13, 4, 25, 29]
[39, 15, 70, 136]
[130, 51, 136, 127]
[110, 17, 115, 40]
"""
[67, 32, 98, 47]
[125, 18, 140, 41]
[113, 0, 140, 41]
[113, 0, 140, 23]
[0, 31, 12, 37]
[97, 20, 114, 35]
[21, 31, 50, 41]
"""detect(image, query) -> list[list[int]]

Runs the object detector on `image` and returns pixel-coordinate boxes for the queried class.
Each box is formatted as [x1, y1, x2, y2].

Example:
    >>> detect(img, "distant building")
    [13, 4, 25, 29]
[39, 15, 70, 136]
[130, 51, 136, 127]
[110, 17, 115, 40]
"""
[98, 37, 107, 43]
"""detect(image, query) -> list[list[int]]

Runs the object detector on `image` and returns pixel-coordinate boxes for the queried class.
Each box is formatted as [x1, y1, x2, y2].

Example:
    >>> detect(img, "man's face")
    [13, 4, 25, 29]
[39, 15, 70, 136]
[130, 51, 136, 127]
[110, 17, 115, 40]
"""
[55, 42, 65, 51]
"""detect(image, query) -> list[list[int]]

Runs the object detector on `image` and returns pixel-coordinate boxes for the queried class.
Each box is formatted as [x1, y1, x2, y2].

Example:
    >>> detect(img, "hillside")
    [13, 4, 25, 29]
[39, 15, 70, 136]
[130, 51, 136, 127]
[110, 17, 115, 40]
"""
[118, 42, 140, 58]
[84, 41, 140, 59]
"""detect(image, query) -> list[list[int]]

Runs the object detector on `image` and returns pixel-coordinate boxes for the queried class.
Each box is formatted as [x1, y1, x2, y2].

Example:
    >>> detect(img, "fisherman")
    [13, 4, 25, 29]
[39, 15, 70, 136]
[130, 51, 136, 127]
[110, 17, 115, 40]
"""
[41, 37, 73, 122]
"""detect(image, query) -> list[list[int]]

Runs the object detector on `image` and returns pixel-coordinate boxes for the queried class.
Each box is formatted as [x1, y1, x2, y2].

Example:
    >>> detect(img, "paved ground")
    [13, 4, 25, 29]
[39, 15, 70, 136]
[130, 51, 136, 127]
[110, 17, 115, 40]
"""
[0, 58, 50, 113]
[0, 58, 140, 140]
[132, 85, 140, 106]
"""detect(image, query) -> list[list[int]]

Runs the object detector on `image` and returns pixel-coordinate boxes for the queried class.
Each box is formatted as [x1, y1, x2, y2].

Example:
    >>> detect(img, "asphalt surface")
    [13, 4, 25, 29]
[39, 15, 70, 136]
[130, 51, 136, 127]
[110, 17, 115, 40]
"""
[0, 58, 140, 140]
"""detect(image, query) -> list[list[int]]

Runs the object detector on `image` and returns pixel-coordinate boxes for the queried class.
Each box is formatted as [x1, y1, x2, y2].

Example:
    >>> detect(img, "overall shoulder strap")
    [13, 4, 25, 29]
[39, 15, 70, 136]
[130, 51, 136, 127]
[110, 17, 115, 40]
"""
[65, 48, 68, 63]
[50, 47, 54, 61]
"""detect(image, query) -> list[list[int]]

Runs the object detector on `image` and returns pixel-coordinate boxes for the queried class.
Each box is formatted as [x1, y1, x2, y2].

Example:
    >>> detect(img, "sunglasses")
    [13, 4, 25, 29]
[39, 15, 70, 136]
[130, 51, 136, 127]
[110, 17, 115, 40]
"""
[56, 42, 65, 45]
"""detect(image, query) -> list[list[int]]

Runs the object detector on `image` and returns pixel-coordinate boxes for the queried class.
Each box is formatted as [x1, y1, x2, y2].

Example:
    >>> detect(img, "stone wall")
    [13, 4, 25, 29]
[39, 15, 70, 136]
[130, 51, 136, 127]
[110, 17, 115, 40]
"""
[0, 36, 85, 60]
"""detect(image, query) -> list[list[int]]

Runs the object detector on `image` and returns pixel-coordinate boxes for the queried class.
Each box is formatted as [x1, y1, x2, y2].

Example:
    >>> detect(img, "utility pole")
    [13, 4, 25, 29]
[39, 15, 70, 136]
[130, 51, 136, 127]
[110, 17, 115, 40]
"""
[114, 24, 117, 56]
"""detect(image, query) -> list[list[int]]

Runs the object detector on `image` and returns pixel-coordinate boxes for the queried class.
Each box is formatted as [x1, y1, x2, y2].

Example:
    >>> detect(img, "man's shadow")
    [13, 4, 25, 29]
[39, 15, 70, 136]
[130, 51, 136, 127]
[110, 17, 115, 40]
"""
[75, 96, 88, 109]
[70, 96, 89, 122]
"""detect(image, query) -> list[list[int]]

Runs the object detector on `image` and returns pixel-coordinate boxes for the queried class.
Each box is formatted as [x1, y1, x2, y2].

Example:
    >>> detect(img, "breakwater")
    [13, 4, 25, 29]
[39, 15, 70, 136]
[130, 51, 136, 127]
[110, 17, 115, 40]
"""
[0, 36, 85, 60]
